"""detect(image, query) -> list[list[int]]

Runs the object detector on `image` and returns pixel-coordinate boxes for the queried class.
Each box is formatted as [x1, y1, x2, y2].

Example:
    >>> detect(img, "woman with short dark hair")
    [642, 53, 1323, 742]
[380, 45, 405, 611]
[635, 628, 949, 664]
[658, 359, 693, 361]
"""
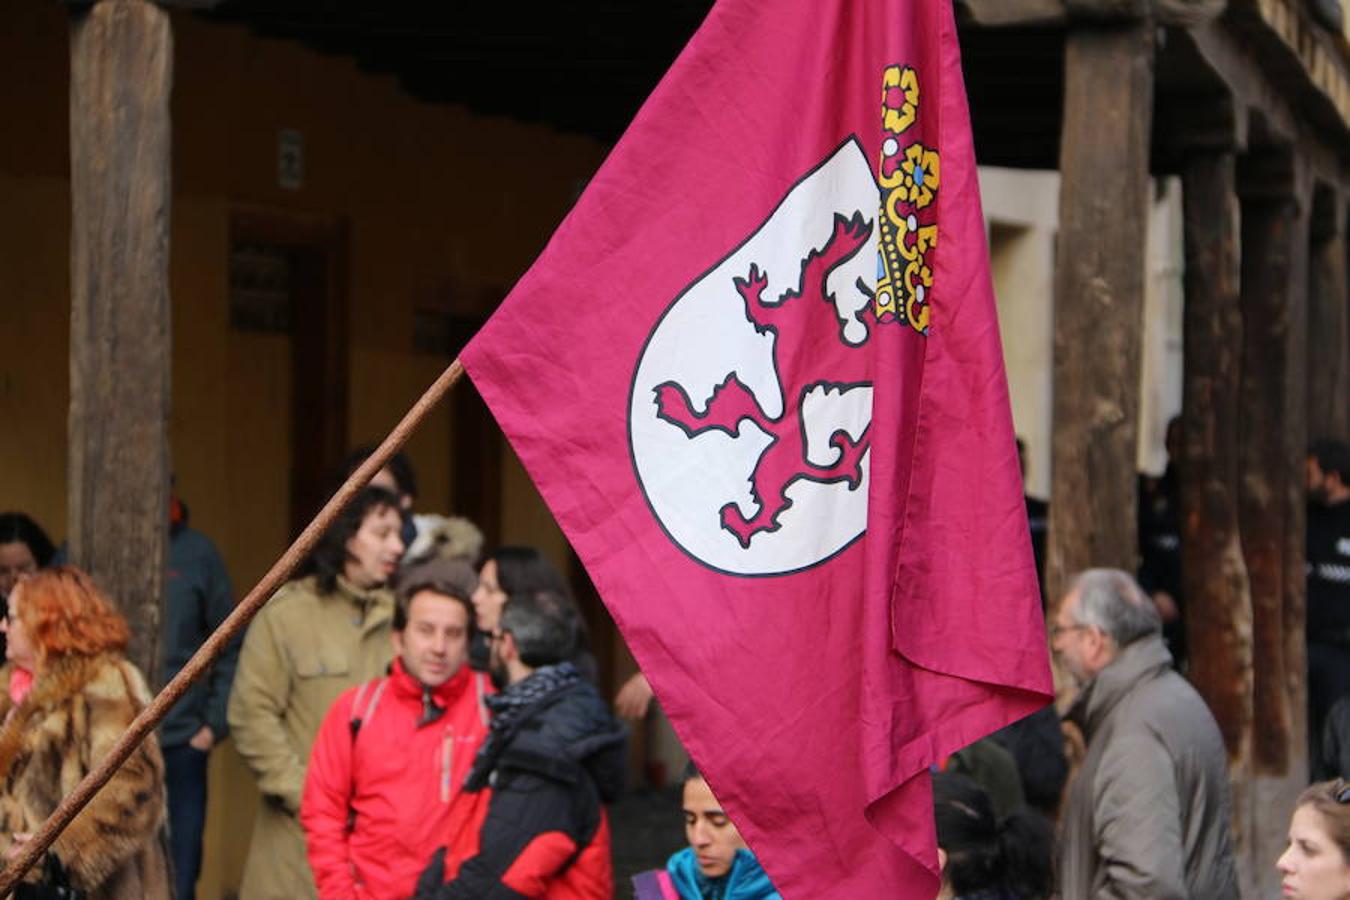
[0, 512, 56, 601]
[469, 546, 596, 681]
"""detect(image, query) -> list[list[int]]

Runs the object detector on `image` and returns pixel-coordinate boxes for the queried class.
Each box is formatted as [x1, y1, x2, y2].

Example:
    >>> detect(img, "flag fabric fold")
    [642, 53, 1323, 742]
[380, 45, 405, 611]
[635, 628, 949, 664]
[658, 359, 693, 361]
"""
[461, 0, 1053, 895]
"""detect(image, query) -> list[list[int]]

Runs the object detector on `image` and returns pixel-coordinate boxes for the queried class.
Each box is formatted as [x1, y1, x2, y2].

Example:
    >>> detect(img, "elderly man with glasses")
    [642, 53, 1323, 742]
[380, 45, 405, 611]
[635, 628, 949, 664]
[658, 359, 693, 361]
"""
[1052, 568, 1239, 900]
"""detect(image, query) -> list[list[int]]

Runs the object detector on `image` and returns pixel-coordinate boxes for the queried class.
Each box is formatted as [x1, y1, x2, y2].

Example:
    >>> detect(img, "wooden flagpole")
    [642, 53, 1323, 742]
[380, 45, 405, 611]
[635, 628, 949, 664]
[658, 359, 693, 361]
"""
[0, 360, 467, 898]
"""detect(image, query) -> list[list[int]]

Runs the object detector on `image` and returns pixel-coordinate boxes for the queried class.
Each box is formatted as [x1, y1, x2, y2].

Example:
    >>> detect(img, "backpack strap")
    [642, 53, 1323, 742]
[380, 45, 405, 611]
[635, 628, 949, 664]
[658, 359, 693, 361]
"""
[349, 676, 389, 741]
[345, 677, 388, 832]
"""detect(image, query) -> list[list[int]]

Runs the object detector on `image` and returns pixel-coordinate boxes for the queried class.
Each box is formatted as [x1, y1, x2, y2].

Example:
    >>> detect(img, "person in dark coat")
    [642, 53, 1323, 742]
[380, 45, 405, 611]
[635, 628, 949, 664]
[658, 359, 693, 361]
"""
[933, 772, 1053, 900]
[415, 587, 626, 899]
[1136, 416, 1185, 667]
[989, 704, 1068, 817]
[160, 494, 240, 900]
[1307, 438, 1350, 778]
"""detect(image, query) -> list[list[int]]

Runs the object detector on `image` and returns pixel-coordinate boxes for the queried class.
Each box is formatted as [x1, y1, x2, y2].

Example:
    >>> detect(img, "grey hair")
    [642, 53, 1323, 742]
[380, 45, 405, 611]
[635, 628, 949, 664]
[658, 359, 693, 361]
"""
[1066, 568, 1161, 647]
[499, 588, 578, 668]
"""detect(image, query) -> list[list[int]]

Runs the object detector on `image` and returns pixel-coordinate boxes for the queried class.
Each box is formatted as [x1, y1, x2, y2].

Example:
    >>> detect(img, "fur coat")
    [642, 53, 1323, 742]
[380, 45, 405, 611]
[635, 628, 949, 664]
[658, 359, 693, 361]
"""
[0, 654, 170, 900]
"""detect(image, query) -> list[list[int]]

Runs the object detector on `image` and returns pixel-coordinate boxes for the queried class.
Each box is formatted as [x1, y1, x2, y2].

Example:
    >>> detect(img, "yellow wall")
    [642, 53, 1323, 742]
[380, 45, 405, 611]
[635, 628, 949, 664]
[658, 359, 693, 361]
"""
[0, 2, 607, 897]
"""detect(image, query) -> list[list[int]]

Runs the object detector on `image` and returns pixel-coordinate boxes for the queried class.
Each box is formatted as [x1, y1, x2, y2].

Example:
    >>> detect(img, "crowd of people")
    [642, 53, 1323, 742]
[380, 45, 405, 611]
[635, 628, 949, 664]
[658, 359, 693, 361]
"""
[0, 435, 1346, 898]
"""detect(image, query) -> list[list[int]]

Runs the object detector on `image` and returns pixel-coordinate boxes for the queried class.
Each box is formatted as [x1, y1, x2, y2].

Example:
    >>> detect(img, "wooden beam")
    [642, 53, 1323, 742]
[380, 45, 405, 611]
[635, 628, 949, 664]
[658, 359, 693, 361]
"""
[960, 0, 1067, 26]
[1227, 0, 1350, 141]
[1235, 148, 1309, 776]
[1228, 147, 1311, 899]
[1308, 188, 1349, 442]
[1047, 22, 1154, 601]
[61, 0, 221, 7]
[1180, 151, 1253, 763]
[1183, 20, 1344, 187]
[67, 0, 173, 681]
[960, 0, 1225, 26]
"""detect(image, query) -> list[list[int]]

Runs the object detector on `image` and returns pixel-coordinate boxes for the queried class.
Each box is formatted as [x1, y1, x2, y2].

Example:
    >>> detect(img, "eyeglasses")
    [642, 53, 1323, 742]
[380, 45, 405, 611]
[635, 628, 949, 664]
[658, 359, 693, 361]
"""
[1048, 623, 1090, 640]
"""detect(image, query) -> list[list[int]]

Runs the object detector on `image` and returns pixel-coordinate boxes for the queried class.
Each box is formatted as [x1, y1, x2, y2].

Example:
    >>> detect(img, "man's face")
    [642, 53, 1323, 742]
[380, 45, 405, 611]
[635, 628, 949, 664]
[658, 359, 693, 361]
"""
[1052, 589, 1101, 685]
[682, 776, 748, 879]
[392, 591, 470, 687]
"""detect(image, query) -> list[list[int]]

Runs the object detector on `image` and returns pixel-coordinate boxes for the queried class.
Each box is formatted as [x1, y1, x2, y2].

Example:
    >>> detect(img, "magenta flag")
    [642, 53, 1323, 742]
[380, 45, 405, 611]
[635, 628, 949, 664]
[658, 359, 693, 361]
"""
[461, 0, 1053, 894]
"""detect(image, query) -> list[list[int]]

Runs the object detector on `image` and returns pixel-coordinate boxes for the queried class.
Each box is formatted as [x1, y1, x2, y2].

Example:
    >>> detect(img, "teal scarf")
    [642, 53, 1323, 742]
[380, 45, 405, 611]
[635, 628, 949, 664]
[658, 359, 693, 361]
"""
[667, 848, 781, 900]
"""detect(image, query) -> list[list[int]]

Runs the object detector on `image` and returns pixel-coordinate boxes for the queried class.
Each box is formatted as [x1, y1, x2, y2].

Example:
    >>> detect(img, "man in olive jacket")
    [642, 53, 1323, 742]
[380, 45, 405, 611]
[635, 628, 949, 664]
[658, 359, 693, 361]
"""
[1052, 568, 1238, 899]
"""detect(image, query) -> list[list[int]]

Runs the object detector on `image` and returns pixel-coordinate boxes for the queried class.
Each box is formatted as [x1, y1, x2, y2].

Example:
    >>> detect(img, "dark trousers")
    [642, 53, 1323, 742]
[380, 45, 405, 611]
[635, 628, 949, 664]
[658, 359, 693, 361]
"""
[164, 743, 209, 900]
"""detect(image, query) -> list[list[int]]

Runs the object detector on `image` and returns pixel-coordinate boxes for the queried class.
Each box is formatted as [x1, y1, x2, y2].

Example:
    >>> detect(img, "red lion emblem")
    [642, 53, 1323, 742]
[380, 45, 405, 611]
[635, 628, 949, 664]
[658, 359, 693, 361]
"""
[653, 210, 880, 548]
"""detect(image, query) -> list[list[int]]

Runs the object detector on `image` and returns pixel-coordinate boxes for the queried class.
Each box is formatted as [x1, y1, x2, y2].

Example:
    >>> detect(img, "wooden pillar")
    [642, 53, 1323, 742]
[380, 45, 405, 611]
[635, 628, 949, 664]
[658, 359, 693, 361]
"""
[1236, 148, 1307, 776]
[67, 0, 173, 680]
[1180, 150, 1253, 761]
[1047, 21, 1154, 602]
[1234, 145, 1310, 897]
[1308, 189, 1349, 442]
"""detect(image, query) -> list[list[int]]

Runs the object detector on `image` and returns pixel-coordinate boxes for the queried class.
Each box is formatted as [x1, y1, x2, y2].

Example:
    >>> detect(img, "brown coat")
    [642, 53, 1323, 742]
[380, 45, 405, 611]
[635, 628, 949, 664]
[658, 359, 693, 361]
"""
[227, 575, 394, 900]
[0, 654, 169, 900]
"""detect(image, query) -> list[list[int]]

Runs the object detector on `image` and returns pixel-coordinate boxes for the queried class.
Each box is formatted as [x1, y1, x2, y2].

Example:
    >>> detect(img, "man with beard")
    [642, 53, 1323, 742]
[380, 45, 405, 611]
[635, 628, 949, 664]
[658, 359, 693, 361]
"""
[415, 588, 626, 899]
[301, 559, 492, 899]
[1307, 438, 1350, 776]
[1052, 568, 1238, 899]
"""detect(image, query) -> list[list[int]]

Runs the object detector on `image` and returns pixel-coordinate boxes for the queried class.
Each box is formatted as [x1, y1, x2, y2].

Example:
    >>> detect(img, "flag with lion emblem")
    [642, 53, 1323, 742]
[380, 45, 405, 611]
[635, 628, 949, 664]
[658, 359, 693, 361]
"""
[460, 0, 1053, 894]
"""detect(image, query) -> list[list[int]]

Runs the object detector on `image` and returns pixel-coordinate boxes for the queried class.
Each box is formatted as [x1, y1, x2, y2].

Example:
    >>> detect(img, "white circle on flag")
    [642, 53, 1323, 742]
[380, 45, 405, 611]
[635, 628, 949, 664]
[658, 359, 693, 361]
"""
[628, 139, 880, 576]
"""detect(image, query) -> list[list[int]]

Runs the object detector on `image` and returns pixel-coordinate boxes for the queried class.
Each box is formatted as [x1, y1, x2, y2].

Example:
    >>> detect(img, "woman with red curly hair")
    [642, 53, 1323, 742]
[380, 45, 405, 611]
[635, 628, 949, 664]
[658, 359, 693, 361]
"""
[0, 566, 169, 899]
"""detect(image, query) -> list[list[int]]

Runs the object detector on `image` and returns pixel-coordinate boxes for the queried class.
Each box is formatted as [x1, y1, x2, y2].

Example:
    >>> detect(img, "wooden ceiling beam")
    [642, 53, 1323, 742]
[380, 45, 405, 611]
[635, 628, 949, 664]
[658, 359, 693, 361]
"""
[960, 0, 1225, 26]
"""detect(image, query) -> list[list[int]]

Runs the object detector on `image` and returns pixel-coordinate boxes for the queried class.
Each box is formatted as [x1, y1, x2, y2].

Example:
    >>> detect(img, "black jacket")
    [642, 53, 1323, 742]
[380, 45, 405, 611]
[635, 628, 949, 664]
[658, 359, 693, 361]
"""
[418, 673, 626, 899]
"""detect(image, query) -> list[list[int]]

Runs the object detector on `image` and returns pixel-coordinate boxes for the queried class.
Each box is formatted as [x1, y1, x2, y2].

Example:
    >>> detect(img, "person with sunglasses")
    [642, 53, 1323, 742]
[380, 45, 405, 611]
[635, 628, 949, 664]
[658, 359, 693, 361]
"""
[1277, 779, 1350, 899]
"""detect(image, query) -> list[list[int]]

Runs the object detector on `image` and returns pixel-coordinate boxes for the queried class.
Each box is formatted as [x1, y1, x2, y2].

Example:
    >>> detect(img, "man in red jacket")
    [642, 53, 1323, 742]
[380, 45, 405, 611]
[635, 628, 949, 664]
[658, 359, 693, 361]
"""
[302, 559, 494, 900]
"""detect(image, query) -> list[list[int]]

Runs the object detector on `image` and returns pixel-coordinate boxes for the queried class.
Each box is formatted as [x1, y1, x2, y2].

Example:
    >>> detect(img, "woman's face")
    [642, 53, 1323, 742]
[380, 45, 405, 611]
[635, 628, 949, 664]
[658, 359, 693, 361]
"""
[1278, 804, 1350, 900]
[342, 506, 405, 589]
[683, 776, 748, 880]
[1, 584, 37, 670]
[471, 559, 508, 632]
[0, 542, 38, 598]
